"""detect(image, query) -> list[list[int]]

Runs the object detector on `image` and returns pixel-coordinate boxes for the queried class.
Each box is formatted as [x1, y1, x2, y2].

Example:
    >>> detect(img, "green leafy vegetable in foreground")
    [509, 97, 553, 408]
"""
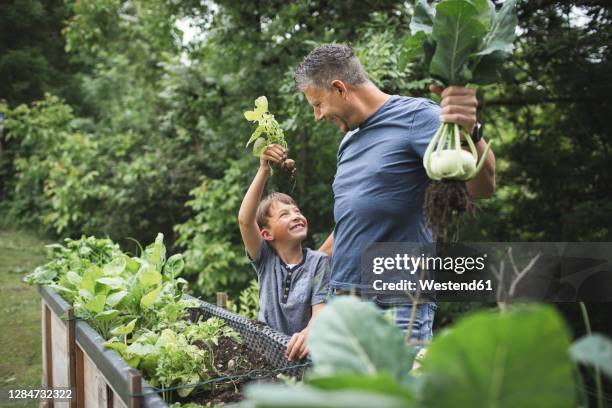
[238, 298, 579, 408]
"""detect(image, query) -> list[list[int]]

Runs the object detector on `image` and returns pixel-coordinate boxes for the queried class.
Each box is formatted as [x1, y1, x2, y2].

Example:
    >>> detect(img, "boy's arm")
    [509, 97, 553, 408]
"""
[238, 144, 287, 259]
[286, 303, 325, 361]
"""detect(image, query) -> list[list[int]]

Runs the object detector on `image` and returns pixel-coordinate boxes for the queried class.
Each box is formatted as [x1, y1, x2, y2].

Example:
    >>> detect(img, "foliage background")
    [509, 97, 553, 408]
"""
[0, 0, 611, 333]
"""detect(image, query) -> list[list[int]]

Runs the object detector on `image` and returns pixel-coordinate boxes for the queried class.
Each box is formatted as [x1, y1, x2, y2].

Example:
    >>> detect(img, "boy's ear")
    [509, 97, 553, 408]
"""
[260, 228, 274, 242]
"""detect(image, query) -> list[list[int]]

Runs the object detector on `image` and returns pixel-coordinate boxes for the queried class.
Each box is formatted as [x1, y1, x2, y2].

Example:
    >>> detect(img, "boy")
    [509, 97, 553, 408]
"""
[238, 143, 330, 361]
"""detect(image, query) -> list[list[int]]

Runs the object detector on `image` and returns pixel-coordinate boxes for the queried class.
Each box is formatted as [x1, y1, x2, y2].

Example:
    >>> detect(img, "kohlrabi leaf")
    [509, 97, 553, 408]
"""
[470, 50, 507, 84]
[476, 0, 518, 57]
[430, 0, 487, 85]
[410, 0, 435, 35]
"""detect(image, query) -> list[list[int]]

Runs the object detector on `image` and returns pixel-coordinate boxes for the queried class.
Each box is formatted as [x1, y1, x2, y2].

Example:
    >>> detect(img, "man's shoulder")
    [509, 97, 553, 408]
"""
[394, 95, 440, 113]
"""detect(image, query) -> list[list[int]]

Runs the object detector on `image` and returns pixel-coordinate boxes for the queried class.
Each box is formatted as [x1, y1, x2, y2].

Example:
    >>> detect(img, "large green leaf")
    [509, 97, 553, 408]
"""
[243, 383, 410, 408]
[469, 0, 493, 29]
[570, 334, 612, 379]
[81, 265, 103, 293]
[307, 297, 416, 381]
[430, 0, 487, 85]
[138, 263, 162, 287]
[163, 254, 184, 278]
[421, 306, 576, 408]
[140, 287, 161, 309]
[85, 294, 106, 314]
[106, 290, 128, 307]
[469, 50, 507, 84]
[111, 318, 138, 336]
[307, 373, 415, 403]
[103, 257, 126, 276]
[96, 277, 125, 290]
[65, 271, 82, 286]
[475, 0, 517, 57]
[410, 0, 434, 35]
[144, 233, 166, 268]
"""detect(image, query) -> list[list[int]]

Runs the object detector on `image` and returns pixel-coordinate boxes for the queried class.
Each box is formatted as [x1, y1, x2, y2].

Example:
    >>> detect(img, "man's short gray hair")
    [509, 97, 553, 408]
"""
[294, 44, 370, 91]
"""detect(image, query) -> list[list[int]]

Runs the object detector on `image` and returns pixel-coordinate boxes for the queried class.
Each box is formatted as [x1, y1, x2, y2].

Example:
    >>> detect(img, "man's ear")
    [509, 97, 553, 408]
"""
[330, 80, 348, 98]
[261, 228, 274, 241]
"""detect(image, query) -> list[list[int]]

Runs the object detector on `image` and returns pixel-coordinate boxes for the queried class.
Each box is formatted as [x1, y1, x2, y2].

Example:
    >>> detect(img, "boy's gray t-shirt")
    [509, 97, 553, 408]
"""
[248, 242, 330, 335]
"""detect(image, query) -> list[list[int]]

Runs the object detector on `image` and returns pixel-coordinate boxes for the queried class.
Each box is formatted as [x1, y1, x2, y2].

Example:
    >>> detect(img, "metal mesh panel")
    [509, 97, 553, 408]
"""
[187, 297, 308, 378]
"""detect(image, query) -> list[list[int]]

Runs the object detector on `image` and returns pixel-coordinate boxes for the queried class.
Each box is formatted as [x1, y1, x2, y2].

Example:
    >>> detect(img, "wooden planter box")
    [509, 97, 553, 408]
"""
[39, 285, 165, 408]
[39, 287, 305, 407]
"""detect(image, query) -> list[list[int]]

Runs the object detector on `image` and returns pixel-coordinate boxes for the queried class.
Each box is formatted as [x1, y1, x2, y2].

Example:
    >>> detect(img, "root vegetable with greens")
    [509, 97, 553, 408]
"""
[406, 0, 518, 240]
[244, 96, 296, 178]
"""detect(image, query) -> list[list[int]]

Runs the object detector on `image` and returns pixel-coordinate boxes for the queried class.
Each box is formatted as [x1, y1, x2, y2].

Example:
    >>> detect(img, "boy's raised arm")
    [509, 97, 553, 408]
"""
[238, 144, 287, 259]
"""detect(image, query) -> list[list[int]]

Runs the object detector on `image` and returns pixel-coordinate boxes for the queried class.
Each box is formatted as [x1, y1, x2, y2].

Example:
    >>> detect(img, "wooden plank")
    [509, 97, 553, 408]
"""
[76, 346, 85, 408]
[41, 302, 54, 408]
[216, 292, 227, 309]
[128, 369, 142, 408]
[82, 351, 101, 408]
[112, 390, 127, 408]
[51, 311, 69, 390]
[107, 385, 114, 408]
[66, 308, 77, 408]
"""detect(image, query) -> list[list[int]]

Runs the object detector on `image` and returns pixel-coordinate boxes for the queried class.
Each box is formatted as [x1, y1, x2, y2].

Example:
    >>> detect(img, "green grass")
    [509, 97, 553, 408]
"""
[0, 228, 49, 407]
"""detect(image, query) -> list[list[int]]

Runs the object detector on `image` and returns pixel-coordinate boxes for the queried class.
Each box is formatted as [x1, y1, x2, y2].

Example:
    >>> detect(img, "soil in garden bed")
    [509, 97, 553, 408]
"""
[175, 336, 281, 406]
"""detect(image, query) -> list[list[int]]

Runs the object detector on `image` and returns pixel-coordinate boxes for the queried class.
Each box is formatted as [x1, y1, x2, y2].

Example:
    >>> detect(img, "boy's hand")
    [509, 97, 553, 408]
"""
[260, 144, 287, 170]
[286, 329, 309, 361]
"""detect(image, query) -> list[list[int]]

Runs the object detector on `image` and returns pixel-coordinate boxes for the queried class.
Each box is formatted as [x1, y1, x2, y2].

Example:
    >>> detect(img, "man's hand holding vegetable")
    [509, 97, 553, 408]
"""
[431, 84, 495, 199]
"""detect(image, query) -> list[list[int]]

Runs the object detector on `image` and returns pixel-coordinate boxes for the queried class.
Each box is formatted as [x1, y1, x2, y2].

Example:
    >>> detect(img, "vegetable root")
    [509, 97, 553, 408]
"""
[424, 180, 477, 242]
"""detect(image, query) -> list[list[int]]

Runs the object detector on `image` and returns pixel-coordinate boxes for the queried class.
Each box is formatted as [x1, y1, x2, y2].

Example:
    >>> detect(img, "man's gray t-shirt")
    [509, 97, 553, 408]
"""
[249, 242, 330, 335]
[331, 96, 440, 290]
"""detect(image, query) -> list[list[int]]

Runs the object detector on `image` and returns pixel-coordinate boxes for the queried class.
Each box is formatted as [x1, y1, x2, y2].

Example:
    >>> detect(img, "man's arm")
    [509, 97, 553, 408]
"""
[318, 232, 334, 256]
[465, 138, 495, 198]
[286, 303, 325, 361]
[238, 144, 286, 259]
[431, 85, 496, 198]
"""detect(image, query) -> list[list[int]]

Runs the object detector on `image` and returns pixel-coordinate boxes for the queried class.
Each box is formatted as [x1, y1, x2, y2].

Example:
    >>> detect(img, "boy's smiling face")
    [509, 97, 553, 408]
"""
[262, 201, 308, 242]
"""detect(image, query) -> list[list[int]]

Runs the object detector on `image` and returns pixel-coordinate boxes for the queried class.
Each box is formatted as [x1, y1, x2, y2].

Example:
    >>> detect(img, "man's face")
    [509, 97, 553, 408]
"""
[304, 84, 354, 132]
[263, 201, 308, 242]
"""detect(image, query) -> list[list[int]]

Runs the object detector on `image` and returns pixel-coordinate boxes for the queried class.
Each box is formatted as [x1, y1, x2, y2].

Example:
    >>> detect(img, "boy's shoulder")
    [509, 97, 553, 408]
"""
[304, 247, 330, 264]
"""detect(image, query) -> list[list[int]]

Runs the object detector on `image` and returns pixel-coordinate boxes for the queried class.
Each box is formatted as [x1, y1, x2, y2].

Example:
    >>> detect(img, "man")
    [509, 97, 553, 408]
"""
[294, 44, 495, 342]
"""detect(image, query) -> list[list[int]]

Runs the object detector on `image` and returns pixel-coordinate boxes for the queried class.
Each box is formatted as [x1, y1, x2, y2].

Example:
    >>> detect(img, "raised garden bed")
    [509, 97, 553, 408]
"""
[39, 286, 307, 407]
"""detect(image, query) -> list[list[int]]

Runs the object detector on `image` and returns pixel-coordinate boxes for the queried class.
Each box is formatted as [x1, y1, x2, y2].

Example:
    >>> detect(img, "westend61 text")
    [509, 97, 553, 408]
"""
[373, 279, 493, 292]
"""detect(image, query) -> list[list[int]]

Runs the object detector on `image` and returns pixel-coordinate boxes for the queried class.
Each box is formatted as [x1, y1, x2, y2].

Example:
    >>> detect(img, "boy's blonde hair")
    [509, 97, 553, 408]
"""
[256, 192, 298, 229]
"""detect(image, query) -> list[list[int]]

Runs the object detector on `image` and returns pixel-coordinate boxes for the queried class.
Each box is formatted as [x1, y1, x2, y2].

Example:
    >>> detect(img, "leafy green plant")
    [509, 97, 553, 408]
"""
[228, 279, 259, 321]
[24, 233, 241, 402]
[239, 297, 581, 408]
[407, 0, 518, 240]
[244, 96, 295, 175]
[244, 96, 287, 157]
